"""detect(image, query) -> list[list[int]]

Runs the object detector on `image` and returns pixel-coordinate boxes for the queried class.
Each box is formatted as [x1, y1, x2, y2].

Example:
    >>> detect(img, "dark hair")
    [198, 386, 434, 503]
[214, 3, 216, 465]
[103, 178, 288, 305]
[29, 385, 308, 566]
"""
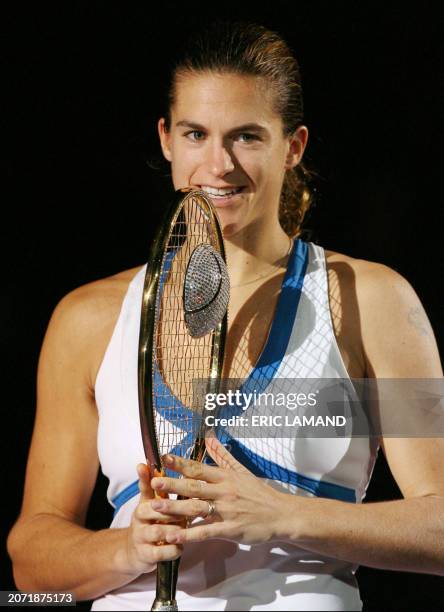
[162, 20, 315, 238]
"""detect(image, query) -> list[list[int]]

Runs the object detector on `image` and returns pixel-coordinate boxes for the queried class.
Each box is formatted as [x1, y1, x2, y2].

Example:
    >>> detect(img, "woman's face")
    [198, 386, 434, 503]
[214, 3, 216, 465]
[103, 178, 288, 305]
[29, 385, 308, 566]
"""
[158, 72, 307, 238]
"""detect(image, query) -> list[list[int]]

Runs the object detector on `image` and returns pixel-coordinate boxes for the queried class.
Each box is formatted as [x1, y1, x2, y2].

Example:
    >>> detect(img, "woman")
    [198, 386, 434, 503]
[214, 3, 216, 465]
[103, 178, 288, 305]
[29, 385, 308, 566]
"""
[7, 20, 444, 611]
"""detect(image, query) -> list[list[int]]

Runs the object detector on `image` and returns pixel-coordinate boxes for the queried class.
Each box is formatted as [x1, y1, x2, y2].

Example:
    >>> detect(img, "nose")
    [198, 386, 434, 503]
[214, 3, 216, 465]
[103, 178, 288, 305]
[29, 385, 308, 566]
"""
[205, 139, 235, 177]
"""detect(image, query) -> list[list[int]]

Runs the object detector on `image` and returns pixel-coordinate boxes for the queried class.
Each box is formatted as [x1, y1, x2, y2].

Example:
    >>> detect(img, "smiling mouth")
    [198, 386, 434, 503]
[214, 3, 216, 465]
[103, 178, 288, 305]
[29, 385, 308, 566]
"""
[199, 186, 245, 200]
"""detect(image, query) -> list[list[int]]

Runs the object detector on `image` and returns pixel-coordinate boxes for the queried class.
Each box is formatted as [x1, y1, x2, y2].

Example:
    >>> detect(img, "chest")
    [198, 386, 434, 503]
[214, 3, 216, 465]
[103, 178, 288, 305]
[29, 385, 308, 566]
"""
[223, 274, 283, 379]
[92, 258, 366, 393]
[224, 267, 366, 380]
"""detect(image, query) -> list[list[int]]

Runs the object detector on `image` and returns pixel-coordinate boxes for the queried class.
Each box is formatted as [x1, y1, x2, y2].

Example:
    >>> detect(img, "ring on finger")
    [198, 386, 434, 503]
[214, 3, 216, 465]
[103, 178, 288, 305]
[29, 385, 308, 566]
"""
[202, 499, 216, 518]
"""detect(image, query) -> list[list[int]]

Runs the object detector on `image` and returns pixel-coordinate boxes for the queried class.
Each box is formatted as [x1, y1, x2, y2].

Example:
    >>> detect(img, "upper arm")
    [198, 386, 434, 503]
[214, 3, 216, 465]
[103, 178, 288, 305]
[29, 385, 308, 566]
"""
[359, 263, 442, 379]
[357, 263, 444, 498]
[16, 288, 103, 528]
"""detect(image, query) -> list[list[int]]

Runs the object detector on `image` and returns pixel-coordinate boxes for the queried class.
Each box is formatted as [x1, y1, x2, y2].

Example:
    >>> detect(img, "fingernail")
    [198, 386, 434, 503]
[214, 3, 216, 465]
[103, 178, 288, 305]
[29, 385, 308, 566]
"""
[151, 500, 163, 510]
[164, 455, 174, 465]
[152, 478, 164, 489]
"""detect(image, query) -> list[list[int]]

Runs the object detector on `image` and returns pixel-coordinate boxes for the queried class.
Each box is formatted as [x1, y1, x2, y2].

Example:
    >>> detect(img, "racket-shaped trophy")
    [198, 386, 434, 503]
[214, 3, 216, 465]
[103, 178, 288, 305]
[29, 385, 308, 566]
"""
[138, 188, 229, 611]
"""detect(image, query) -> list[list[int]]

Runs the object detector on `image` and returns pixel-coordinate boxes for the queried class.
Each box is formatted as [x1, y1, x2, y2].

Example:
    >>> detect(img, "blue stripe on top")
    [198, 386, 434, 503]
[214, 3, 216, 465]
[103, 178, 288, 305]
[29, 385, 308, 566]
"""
[111, 441, 355, 516]
[245, 238, 308, 387]
[111, 239, 356, 516]
[203, 435, 356, 503]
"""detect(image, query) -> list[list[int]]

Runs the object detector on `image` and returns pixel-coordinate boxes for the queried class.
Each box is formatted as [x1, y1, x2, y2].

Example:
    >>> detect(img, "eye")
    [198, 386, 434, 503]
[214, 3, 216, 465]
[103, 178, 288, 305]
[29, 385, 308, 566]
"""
[236, 133, 259, 143]
[184, 130, 206, 141]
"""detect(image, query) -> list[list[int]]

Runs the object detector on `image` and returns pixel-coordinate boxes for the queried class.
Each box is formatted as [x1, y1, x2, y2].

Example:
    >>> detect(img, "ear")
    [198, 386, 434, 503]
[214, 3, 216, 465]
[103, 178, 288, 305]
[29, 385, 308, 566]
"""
[284, 125, 309, 170]
[158, 117, 172, 162]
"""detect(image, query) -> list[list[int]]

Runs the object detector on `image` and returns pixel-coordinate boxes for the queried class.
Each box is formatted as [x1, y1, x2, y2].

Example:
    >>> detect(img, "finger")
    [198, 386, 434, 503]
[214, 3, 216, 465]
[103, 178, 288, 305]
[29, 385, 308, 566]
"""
[147, 544, 183, 563]
[135, 501, 187, 524]
[137, 463, 154, 500]
[162, 453, 224, 483]
[151, 475, 219, 500]
[143, 522, 187, 544]
[150, 497, 214, 519]
[205, 437, 249, 473]
[164, 522, 225, 544]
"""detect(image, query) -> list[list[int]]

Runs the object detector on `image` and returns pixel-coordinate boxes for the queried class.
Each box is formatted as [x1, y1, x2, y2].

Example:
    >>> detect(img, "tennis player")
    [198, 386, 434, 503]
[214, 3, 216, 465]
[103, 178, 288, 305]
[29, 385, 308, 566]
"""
[7, 20, 444, 611]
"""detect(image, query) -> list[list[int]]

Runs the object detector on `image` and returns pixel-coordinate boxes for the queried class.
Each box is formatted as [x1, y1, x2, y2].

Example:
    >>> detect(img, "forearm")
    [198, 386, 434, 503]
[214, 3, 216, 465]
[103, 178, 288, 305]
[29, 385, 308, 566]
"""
[8, 514, 142, 601]
[280, 494, 444, 575]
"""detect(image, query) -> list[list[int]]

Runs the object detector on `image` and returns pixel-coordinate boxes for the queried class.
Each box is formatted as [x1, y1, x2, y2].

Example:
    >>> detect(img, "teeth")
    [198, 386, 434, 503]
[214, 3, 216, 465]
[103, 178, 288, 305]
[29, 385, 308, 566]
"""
[201, 186, 241, 197]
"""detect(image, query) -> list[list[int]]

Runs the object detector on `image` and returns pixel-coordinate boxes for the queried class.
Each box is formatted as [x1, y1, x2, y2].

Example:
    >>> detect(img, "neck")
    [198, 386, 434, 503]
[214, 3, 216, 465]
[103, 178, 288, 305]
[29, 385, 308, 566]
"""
[223, 221, 292, 288]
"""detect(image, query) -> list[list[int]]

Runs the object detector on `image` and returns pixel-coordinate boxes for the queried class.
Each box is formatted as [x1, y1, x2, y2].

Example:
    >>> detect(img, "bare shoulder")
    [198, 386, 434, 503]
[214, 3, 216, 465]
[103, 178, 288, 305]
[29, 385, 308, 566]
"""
[324, 249, 441, 377]
[53, 264, 145, 331]
[48, 264, 145, 390]
[325, 247, 433, 321]
[325, 248, 415, 292]
[62, 264, 145, 313]
[325, 248, 388, 272]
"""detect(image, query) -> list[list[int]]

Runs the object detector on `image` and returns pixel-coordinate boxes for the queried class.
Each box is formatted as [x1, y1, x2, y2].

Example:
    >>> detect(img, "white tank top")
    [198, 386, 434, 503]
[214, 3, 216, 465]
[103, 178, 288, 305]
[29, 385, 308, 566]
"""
[91, 240, 379, 611]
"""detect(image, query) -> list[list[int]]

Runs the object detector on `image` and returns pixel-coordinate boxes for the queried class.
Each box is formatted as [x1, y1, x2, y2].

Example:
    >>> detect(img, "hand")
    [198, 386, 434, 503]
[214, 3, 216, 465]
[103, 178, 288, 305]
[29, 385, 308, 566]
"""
[149, 438, 295, 546]
[123, 463, 184, 575]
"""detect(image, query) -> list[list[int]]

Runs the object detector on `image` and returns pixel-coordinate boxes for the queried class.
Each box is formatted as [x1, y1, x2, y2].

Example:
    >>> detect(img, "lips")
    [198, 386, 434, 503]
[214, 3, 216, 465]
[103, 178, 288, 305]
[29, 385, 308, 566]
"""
[199, 186, 245, 207]
[200, 186, 245, 198]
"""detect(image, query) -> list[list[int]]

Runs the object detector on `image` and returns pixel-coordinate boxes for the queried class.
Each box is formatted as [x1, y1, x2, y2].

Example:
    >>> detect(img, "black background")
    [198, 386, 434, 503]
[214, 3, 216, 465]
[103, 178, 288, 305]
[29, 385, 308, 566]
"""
[2, 2, 443, 610]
